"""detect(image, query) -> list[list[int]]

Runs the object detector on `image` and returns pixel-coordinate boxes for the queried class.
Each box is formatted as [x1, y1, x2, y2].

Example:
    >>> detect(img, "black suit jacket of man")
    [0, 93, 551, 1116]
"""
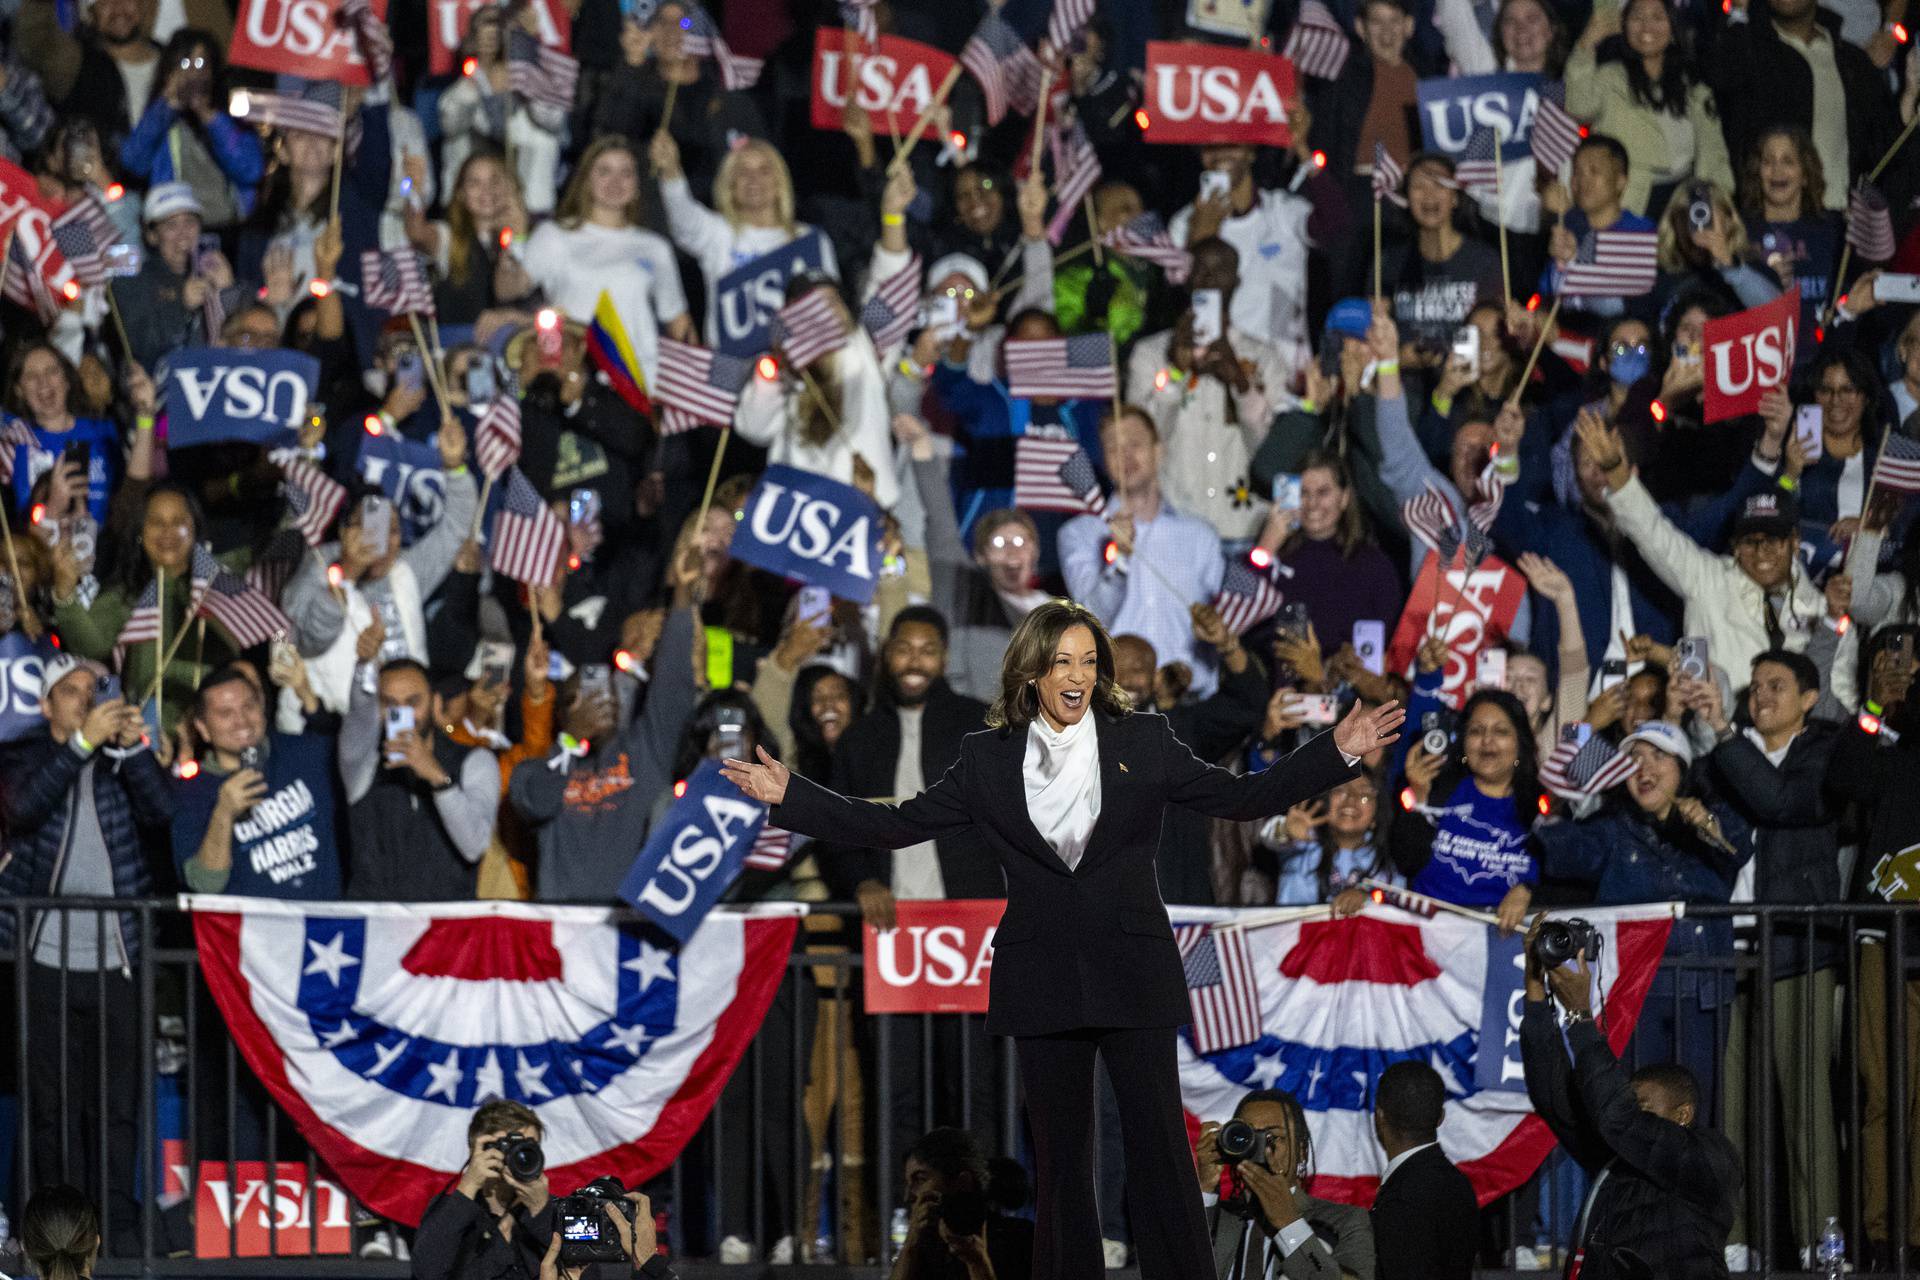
[819, 680, 1001, 900]
[1370, 1145, 1479, 1280]
[772, 709, 1354, 1037]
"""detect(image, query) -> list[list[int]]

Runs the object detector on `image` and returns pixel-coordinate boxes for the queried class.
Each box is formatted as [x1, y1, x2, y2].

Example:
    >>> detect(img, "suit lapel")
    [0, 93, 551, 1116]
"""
[1072, 713, 1129, 876]
[984, 725, 1075, 875]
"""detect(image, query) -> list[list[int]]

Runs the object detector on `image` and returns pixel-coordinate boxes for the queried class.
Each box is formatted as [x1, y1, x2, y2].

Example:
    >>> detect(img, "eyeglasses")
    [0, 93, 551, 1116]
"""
[1608, 342, 1650, 360]
[1815, 383, 1860, 399]
[941, 286, 977, 301]
[176, 56, 207, 71]
[989, 534, 1029, 550]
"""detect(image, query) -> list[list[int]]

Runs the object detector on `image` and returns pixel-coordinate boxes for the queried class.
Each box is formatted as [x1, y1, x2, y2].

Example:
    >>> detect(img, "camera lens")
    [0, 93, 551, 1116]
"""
[1216, 1118, 1258, 1164]
[1422, 728, 1449, 757]
[496, 1135, 545, 1181]
[938, 1189, 989, 1237]
[1531, 921, 1576, 969]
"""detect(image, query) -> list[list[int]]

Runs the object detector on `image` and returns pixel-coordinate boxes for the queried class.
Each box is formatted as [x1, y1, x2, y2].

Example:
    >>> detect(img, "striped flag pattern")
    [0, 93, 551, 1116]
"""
[50, 217, 107, 288]
[1435, 520, 1494, 575]
[773, 289, 850, 371]
[1211, 558, 1286, 635]
[1045, 118, 1102, 244]
[232, 90, 344, 138]
[0, 417, 39, 486]
[679, 5, 764, 90]
[1401, 481, 1460, 553]
[360, 249, 434, 315]
[189, 544, 293, 649]
[1046, 0, 1097, 52]
[961, 11, 1044, 125]
[1175, 923, 1264, 1055]
[474, 395, 523, 480]
[112, 574, 166, 665]
[1012, 435, 1100, 512]
[1846, 185, 1896, 263]
[657, 338, 754, 433]
[859, 253, 922, 353]
[744, 825, 795, 871]
[1874, 432, 1920, 496]
[1531, 89, 1584, 176]
[1540, 729, 1639, 800]
[270, 449, 348, 546]
[1468, 460, 1511, 532]
[1005, 334, 1117, 400]
[839, 0, 879, 44]
[1282, 0, 1351, 81]
[56, 193, 121, 252]
[339, 0, 393, 82]
[1455, 126, 1502, 200]
[3, 232, 67, 322]
[1560, 229, 1659, 298]
[1372, 142, 1407, 208]
[1059, 448, 1107, 515]
[507, 27, 580, 111]
[1101, 212, 1192, 283]
[489, 468, 567, 586]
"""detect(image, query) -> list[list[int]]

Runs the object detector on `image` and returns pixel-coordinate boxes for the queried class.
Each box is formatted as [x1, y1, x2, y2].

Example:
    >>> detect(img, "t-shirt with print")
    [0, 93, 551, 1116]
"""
[1410, 776, 1537, 907]
[172, 733, 343, 899]
[1390, 238, 1505, 355]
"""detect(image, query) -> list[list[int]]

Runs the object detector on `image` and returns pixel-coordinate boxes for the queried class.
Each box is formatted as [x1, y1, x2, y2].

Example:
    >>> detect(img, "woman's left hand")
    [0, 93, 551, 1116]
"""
[1331, 699, 1404, 759]
[1496, 884, 1532, 937]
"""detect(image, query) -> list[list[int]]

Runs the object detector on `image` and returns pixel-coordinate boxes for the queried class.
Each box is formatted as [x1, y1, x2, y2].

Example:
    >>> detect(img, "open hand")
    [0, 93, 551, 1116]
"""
[1331, 698, 1404, 758]
[721, 744, 790, 806]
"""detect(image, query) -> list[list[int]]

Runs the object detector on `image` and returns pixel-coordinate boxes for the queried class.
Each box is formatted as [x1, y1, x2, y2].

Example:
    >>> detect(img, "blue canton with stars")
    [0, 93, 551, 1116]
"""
[296, 918, 680, 1107]
[1186, 1027, 1480, 1111]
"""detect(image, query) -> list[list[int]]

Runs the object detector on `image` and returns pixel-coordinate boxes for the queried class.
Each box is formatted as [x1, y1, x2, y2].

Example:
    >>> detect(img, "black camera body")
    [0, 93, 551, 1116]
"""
[555, 1176, 637, 1266]
[486, 1134, 545, 1182]
[1216, 1118, 1275, 1168]
[1531, 917, 1603, 970]
[937, 1188, 989, 1238]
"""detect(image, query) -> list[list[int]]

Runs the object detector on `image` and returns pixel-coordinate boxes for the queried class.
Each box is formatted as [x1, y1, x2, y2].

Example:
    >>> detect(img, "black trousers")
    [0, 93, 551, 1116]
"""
[25, 963, 141, 1250]
[1015, 1026, 1211, 1280]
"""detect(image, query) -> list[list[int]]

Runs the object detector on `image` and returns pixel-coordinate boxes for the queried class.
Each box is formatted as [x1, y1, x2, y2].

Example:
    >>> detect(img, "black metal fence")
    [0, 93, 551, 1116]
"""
[1, 898, 1915, 1277]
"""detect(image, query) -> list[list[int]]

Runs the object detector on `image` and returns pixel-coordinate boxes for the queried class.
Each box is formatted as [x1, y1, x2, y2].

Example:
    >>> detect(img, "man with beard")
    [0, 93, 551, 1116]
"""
[821, 606, 998, 1158]
[14, 0, 169, 152]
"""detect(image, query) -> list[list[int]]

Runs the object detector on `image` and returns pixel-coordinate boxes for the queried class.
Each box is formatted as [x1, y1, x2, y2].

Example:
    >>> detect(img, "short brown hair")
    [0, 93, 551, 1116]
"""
[468, 1098, 541, 1144]
[986, 599, 1132, 731]
[1098, 403, 1158, 442]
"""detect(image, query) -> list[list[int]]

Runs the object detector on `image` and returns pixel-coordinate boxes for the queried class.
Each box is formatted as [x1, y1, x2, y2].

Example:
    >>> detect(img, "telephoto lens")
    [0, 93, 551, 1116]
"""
[487, 1134, 545, 1181]
[1215, 1118, 1274, 1167]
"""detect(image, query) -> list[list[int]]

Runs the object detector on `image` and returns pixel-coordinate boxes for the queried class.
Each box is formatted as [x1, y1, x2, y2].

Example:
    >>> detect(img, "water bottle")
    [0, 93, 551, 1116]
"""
[1818, 1217, 1845, 1279]
[813, 1229, 834, 1263]
[889, 1206, 909, 1261]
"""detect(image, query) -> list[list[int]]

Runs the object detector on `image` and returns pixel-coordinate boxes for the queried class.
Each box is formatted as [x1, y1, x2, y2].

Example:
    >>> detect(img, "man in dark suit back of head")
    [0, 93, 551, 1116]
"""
[1369, 1062, 1479, 1280]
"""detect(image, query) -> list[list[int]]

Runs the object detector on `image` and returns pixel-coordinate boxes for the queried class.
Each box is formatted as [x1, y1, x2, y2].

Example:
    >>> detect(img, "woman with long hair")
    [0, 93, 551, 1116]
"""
[1389, 686, 1543, 931]
[1653, 180, 1781, 312]
[523, 136, 693, 386]
[436, 3, 566, 214]
[119, 28, 262, 229]
[404, 149, 536, 325]
[722, 599, 1404, 1279]
[1565, 0, 1732, 216]
[3, 342, 156, 527]
[1437, 0, 1570, 76]
[1388, 155, 1505, 358]
[1791, 348, 1889, 542]
[1260, 771, 1402, 910]
[1251, 449, 1403, 659]
[20, 1185, 101, 1280]
[650, 131, 839, 343]
[1741, 127, 1839, 351]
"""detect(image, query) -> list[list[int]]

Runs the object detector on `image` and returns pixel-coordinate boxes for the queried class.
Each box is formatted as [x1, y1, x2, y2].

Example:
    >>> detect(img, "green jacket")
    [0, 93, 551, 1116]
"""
[55, 569, 246, 733]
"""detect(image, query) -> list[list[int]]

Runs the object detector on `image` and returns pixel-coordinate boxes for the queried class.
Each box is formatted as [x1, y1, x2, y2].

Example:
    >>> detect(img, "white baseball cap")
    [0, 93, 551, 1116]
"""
[143, 181, 205, 226]
[1619, 720, 1694, 766]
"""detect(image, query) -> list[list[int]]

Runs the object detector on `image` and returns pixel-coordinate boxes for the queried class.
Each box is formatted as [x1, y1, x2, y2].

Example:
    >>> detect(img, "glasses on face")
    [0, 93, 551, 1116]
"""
[177, 56, 207, 71]
[1815, 382, 1860, 399]
[1609, 342, 1650, 360]
[989, 533, 1029, 550]
[941, 286, 977, 301]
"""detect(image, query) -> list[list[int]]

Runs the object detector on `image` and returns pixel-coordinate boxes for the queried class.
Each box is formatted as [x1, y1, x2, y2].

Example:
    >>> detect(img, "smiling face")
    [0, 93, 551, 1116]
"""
[1732, 532, 1794, 592]
[1111, 634, 1156, 706]
[1327, 775, 1378, 841]
[141, 490, 195, 577]
[194, 677, 266, 758]
[1757, 133, 1806, 214]
[728, 147, 781, 220]
[1463, 700, 1522, 790]
[884, 620, 946, 707]
[975, 513, 1038, 594]
[1407, 163, 1458, 231]
[1100, 411, 1161, 495]
[807, 672, 854, 747]
[954, 169, 1003, 235]
[1497, 0, 1553, 69]
[1508, 653, 1550, 719]
[1623, 0, 1672, 60]
[1815, 363, 1865, 439]
[1625, 740, 1683, 815]
[1038, 624, 1100, 728]
[18, 347, 71, 424]
[149, 209, 201, 273]
[588, 147, 639, 221]
[459, 155, 513, 225]
[1747, 659, 1815, 739]
[1450, 421, 1494, 497]
[1297, 464, 1350, 541]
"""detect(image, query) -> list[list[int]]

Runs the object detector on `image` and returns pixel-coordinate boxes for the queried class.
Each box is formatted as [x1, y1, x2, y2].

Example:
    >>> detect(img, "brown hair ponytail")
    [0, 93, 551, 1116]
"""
[21, 1185, 99, 1280]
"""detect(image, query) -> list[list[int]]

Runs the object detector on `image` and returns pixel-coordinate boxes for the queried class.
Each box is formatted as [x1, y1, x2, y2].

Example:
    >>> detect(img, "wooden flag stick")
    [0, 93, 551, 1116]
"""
[105, 288, 136, 366]
[1372, 197, 1382, 301]
[888, 64, 964, 178]
[1505, 295, 1562, 413]
[657, 79, 681, 146]
[145, 579, 210, 707]
[1359, 877, 1501, 925]
[329, 132, 347, 226]
[1824, 242, 1855, 328]
[1084, 194, 1104, 267]
[405, 312, 453, 422]
[1494, 130, 1511, 304]
[1107, 331, 1121, 422]
[153, 564, 164, 721]
[1029, 69, 1053, 179]
[692, 426, 733, 544]
[0, 499, 33, 641]
[1868, 110, 1919, 184]
[470, 470, 497, 541]
[797, 365, 843, 436]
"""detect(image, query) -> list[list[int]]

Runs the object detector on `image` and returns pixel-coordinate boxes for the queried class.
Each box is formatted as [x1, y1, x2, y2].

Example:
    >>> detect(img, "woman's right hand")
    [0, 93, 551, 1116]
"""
[50, 538, 81, 599]
[649, 130, 682, 179]
[721, 744, 790, 807]
[1403, 742, 1442, 804]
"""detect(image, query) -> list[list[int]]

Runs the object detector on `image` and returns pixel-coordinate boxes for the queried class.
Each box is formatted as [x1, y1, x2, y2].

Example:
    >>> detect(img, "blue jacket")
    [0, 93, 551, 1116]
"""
[119, 100, 265, 220]
[0, 731, 174, 967]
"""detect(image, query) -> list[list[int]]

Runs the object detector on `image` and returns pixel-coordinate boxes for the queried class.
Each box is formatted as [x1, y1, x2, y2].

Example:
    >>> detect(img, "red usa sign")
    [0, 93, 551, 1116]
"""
[1702, 286, 1800, 424]
[427, 0, 571, 76]
[1142, 41, 1297, 148]
[193, 1161, 352, 1258]
[229, 0, 390, 85]
[1385, 552, 1528, 708]
[862, 899, 1005, 1014]
[0, 158, 74, 302]
[810, 29, 959, 136]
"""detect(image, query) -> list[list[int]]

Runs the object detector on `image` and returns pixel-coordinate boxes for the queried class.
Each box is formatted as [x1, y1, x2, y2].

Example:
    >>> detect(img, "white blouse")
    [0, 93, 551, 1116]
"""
[1023, 712, 1102, 871]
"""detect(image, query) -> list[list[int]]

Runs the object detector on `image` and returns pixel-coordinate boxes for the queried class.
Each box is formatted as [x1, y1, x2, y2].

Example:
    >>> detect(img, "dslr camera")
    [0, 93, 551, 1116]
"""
[936, 1188, 989, 1238]
[1531, 917, 1603, 971]
[554, 1176, 638, 1265]
[485, 1133, 544, 1182]
[1215, 1118, 1275, 1169]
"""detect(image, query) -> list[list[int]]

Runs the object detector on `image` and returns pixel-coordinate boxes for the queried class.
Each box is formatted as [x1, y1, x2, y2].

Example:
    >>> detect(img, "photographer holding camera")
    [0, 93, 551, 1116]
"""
[1518, 917, 1740, 1280]
[1196, 1091, 1374, 1280]
[414, 1101, 556, 1280]
[891, 1128, 1033, 1280]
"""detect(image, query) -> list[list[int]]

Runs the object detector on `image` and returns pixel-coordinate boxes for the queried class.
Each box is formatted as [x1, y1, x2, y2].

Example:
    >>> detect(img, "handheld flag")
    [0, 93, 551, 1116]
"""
[1283, 0, 1351, 81]
[1101, 212, 1192, 283]
[859, 253, 922, 354]
[656, 338, 754, 433]
[1004, 334, 1117, 400]
[1211, 559, 1285, 635]
[489, 468, 567, 586]
[961, 12, 1044, 125]
[587, 291, 653, 414]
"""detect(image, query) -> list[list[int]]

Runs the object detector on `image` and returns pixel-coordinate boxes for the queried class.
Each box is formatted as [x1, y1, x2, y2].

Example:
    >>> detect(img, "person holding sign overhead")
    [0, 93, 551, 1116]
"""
[722, 598, 1405, 1280]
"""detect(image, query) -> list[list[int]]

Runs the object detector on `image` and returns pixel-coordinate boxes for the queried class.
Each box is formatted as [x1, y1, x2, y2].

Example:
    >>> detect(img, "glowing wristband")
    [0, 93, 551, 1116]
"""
[1375, 359, 1401, 376]
[881, 213, 906, 227]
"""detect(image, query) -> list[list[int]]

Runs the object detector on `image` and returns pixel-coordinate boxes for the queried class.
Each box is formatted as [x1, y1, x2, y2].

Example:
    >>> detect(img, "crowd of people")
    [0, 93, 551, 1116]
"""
[0, 0, 1918, 1269]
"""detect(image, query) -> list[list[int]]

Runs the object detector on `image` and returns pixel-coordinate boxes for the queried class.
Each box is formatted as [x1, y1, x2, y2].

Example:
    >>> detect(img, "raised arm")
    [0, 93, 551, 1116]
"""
[1159, 702, 1400, 821]
[754, 747, 976, 849]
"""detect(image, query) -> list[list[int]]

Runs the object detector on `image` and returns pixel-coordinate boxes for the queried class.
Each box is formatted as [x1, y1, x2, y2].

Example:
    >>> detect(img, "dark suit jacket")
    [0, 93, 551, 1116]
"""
[1211, 1192, 1376, 1279]
[1370, 1145, 1478, 1280]
[773, 710, 1355, 1038]
[821, 680, 999, 900]
[1159, 656, 1273, 905]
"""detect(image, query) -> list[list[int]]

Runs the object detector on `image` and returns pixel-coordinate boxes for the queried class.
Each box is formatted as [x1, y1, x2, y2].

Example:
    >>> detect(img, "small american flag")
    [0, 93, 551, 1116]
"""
[190, 544, 293, 649]
[859, 253, 921, 353]
[773, 289, 850, 371]
[1211, 558, 1285, 635]
[1560, 229, 1659, 298]
[1401, 480, 1460, 553]
[1005, 334, 1116, 400]
[0, 416, 39, 486]
[744, 825, 795, 871]
[1455, 126, 1502, 200]
[1540, 729, 1639, 800]
[1372, 142, 1407, 208]
[1468, 460, 1510, 531]
[657, 338, 754, 433]
[680, 5, 764, 90]
[1101, 212, 1192, 283]
[57, 192, 121, 251]
[1175, 923, 1264, 1055]
[269, 449, 348, 546]
[112, 574, 167, 664]
[1045, 118, 1102, 245]
[489, 467, 567, 586]
[1846, 184, 1896, 262]
[839, 0, 878, 43]
[507, 27, 580, 112]
[360, 248, 435, 316]
[233, 90, 344, 139]
[1434, 520, 1493, 575]
[474, 394, 523, 480]
[1531, 87, 1584, 177]
[1012, 434, 1100, 512]
[245, 526, 305, 605]
[339, 0, 393, 82]
[1283, 0, 1351, 81]
[50, 217, 107, 288]
[961, 11, 1044, 125]
[3, 235, 64, 322]
[1047, 0, 1097, 53]
[1875, 432, 1920, 496]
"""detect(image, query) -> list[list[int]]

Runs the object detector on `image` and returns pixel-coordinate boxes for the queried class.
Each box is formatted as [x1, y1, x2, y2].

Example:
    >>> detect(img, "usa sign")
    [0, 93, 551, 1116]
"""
[1416, 72, 1546, 162]
[194, 1162, 352, 1258]
[229, 0, 391, 85]
[713, 229, 833, 359]
[864, 899, 1006, 1014]
[165, 348, 320, 448]
[0, 158, 74, 302]
[1384, 551, 1528, 708]
[0, 631, 55, 744]
[1142, 42, 1296, 148]
[728, 464, 885, 604]
[619, 759, 766, 943]
[1703, 287, 1799, 424]
[810, 30, 960, 135]
[428, 0, 571, 76]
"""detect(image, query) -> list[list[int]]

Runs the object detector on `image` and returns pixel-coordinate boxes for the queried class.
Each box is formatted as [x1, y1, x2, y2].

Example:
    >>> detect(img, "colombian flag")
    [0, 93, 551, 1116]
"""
[586, 290, 652, 415]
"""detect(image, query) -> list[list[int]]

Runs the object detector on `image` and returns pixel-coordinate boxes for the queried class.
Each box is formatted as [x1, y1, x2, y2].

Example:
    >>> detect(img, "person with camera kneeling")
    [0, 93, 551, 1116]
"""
[414, 1101, 557, 1280]
[1518, 918, 1740, 1280]
[1196, 1092, 1375, 1280]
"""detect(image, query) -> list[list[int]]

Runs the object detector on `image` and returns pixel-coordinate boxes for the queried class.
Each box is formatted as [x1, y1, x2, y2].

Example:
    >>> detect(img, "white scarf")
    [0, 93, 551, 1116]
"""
[1024, 711, 1102, 871]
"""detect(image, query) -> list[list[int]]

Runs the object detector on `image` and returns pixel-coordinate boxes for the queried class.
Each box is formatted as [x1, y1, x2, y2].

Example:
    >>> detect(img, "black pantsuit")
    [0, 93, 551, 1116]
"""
[773, 711, 1353, 1279]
